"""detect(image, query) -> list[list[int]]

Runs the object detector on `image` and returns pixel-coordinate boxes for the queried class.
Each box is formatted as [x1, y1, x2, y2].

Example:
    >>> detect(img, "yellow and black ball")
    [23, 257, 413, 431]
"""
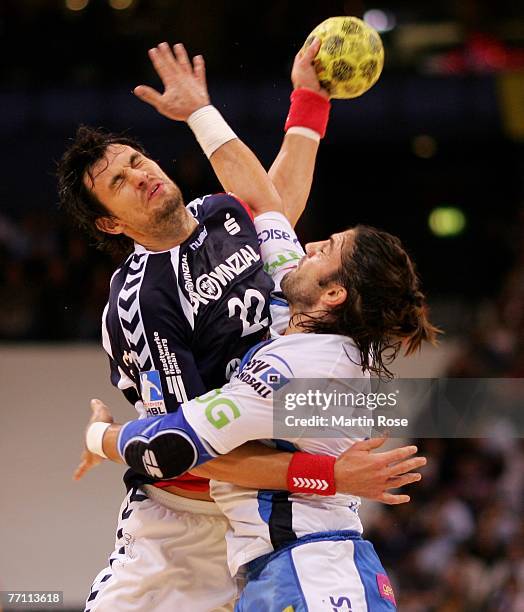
[303, 16, 384, 99]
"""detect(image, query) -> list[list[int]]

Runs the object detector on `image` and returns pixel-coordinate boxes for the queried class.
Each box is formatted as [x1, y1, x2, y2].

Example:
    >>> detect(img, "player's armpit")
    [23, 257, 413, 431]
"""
[190, 442, 290, 489]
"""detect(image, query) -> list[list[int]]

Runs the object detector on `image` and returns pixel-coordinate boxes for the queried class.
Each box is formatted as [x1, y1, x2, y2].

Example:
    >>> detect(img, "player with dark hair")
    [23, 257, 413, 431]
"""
[65, 41, 424, 611]
[283, 225, 439, 378]
[57, 131, 148, 257]
[83, 208, 438, 611]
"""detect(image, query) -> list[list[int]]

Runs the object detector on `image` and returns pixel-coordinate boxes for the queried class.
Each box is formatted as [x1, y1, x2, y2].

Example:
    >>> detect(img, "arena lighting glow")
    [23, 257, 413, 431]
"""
[412, 134, 437, 159]
[428, 207, 466, 237]
[363, 9, 396, 33]
[109, 0, 134, 10]
[65, 0, 89, 11]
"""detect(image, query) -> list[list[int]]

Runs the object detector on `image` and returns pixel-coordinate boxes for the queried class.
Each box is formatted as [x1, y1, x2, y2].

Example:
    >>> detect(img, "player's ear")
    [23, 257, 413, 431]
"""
[95, 216, 124, 235]
[321, 283, 347, 308]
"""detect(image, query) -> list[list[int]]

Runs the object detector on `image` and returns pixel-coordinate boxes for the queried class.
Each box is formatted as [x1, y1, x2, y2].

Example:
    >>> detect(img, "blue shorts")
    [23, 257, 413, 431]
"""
[236, 531, 396, 612]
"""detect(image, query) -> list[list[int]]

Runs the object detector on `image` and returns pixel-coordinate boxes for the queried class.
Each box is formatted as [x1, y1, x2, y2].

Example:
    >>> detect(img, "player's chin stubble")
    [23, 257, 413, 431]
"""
[281, 270, 316, 310]
[151, 189, 185, 231]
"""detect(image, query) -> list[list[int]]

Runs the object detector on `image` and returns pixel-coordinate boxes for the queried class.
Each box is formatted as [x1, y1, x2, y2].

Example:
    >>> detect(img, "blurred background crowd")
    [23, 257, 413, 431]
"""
[368, 436, 524, 610]
[1, 0, 523, 609]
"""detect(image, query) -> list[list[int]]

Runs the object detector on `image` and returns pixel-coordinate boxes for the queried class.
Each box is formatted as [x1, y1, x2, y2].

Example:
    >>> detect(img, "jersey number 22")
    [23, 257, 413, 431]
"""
[228, 289, 268, 337]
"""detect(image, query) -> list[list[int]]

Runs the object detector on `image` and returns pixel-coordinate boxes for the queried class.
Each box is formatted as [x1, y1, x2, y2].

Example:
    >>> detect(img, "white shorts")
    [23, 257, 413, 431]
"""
[85, 485, 237, 612]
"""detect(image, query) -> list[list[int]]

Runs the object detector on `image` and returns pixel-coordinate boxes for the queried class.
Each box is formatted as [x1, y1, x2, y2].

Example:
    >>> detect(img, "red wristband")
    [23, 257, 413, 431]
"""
[284, 88, 331, 138]
[287, 452, 336, 496]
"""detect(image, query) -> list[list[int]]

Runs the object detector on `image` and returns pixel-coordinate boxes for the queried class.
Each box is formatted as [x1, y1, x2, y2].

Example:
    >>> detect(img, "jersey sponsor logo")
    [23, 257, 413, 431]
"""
[236, 358, 289, 398]
[195, 389, 241, 429]
[257, 227, 301, 246]
[182, 244, 261, 313]
[224, 212, 240, 235]
[142, 449, 163, 478]
[329, 596, 353, 611]
[189, 225, 208, 251]
[181, 252, 196, 297]
[263, 250, 302, 276]
[196, 274, 222, 299]
[376, 574, 396, 605]
[139, 369, 167, 416]
[152, 332, 188, 403]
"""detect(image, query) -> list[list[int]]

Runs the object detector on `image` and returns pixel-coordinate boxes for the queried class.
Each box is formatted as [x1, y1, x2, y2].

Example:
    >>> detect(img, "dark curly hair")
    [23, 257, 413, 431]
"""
[296, 225, 441, 379]
[57, 125, 148, 257]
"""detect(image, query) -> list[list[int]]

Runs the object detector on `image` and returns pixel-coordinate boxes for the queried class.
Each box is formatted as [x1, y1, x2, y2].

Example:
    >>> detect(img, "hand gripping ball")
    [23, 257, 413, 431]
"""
[303, 16, 384, 99]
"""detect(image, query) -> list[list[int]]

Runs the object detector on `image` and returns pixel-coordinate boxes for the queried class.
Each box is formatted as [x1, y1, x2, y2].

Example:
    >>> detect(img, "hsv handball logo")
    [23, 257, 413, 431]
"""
[260, 367, 289, 391]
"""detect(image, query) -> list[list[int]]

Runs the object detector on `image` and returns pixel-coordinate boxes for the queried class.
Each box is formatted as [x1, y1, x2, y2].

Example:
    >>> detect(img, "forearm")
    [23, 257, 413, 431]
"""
[90, 409, 217, 479]
[268, 133, 319, 227]
[94, 419, 335, 496]
[102, 424, 124, 463]
[267, 88, 330, 226]
[187, 106, 283, 216]
[85, 405, 426, 505]
[102, 427, 292, 490]
[209, 137, 283, 216]
[191, 442, 290, 489]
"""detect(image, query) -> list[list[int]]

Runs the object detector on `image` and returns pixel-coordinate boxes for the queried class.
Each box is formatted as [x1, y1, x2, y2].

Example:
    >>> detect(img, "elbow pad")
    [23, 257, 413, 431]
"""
[118, 411, 216, 480]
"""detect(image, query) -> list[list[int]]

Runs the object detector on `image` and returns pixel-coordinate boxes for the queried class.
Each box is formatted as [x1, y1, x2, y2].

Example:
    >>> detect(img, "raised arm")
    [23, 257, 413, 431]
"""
[134, 41, 331, 224]
[268, 41, 331, 226]
[134, 42, 282, 217]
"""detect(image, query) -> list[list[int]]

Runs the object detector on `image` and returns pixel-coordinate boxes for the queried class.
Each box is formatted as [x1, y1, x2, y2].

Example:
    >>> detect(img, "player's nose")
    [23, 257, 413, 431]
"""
[130, 169, 149, 190]
[305, 242, 315, 256]
[305, 241, 322, 256]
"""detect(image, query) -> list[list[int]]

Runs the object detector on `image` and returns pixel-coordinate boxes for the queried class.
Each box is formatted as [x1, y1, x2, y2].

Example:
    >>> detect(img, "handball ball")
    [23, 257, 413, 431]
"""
[303, 16, 384, 99]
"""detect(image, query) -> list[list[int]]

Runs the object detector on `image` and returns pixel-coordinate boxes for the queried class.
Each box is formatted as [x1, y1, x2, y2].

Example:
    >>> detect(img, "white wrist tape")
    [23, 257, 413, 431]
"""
[86, 421, 111, 458]
[286, 126, 321, 143]
[187, 105, 238, 158]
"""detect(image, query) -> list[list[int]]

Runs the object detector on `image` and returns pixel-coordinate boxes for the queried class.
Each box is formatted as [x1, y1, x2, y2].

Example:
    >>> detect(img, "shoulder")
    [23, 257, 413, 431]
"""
[107, 253, 134, 294]
[256, 334, 363, 379]
[186, 193, 254, 224]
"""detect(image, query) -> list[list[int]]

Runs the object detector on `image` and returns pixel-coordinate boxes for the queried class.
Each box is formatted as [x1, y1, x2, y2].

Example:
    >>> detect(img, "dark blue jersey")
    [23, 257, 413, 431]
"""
[102, 193, 274, 424]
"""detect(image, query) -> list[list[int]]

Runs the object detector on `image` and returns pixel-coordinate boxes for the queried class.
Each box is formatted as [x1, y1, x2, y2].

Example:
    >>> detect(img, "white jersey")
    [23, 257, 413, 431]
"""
[183, 212, 371, 576]
[255, 210, 304, 336]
